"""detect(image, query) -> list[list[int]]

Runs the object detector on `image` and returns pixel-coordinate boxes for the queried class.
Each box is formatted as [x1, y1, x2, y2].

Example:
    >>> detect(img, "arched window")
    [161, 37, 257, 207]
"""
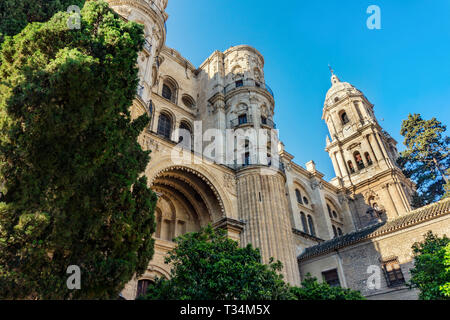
[332, 225, 338, 238]
[327, 204, 332, 218]
[337, 227, 343, 236]
[182, 95, 195, 109]
[157, 113, 172, 139]
[161, 78, 178, 104]
[365, 152, 373, 166]
[348, 161, 355, 174]
[301, 212, 308, 234]
[354, 152, 365, 170]
[340, 111, 349, 125]
[136, 279, 153, 298]
[162, 84, 172, 101]
[231, 65, 244, 79]
[178, 122, 192, 149]
[295, 189, 303, 204]
[307, 215, 316, 237]
[303, 196, 309, 205]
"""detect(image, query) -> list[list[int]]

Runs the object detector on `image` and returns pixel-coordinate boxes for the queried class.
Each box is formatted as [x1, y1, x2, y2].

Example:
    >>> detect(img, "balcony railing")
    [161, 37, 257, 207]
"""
[224, 79, 274, 98]
[235, 161, 285, 173]
[230, 115, 253, 128]
[261, 117, 276, 129]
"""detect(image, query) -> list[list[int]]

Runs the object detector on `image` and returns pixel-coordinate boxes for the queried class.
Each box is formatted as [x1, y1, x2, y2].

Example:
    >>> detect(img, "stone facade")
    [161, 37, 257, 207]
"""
[299, 199, 450, 300]
[103, 1, 450, 300]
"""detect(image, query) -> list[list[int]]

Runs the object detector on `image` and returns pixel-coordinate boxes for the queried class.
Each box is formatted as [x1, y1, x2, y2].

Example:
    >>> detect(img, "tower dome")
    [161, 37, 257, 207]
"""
[325, 73, 361, 106]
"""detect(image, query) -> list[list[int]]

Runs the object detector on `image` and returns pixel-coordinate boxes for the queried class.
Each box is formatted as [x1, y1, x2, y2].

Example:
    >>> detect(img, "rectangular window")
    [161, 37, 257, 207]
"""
[236, 80, 244, 88]
[238, 114, 248, 125]
[382, 257, 405, 287]
[243, 152, 251, 166]
[322, 269, 341, 287]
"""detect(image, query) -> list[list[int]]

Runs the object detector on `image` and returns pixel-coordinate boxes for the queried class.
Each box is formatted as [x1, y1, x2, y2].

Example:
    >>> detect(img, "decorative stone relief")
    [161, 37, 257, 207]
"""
[338, 194, 348, 205]
[224, 173, 237, 193]
[284, 162, 292, 172]
[116, 6, 132, 19]
[310, 180, 324, 190]
[141, 136, 161, 152]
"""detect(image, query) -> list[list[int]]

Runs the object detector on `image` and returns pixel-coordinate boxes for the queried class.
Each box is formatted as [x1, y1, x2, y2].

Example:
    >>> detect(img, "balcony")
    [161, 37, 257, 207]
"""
[235, 161, 285, 173]
[230, 115, 253, 128]
[224, 79, 274, 98]
[261, 117, 276, 129]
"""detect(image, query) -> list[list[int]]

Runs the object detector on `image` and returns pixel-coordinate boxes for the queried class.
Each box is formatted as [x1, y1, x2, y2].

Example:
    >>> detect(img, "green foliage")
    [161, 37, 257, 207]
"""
[397, 114, 449, 207]
[290, 275, 365, 300]
[440, 243, 450, 297]
[409, 232, 450, 300]
[0, 1, 156, 299]
[0, 0, 86, 44]
[141, 226, 295, 300]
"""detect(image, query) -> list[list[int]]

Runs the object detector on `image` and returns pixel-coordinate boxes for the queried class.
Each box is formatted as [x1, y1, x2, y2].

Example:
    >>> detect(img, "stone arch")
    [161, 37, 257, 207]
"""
[181, 94, 196, 109]
[339, 109, 350, 125]
[147, 264, 171, 280]
[155, 107, 176, 138]
[230, 65, 244, 79]
[161, 75, 179, 103]
[293, 179, 314, 199]
[325, 196, 343, 221]
[178, 118, 193, 131]
[325, 196, 343, 213]
[149, 165, 227, 223]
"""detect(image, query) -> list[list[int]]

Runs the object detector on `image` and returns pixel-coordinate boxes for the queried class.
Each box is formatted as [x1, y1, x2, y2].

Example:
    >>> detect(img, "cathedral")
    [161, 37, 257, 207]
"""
[105, 0, 450, 300]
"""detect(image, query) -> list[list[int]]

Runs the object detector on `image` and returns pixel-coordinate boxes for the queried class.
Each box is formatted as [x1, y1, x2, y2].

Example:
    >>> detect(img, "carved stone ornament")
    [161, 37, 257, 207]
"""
[224, 173, 237, 191]
[310, 180, 323, 190]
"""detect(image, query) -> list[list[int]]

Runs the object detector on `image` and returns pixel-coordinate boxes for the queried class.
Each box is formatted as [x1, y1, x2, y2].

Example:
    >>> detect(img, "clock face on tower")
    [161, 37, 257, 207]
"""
[343, 124, 352, 138]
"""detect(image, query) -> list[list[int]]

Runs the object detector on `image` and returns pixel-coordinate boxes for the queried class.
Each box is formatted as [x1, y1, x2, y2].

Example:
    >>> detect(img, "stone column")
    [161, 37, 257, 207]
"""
[381, 183, 399, 218]
[214, 98, 226, 164]
[314, 182, 335, 240]
[237, 167, 300, 285]
[369, 133, 384, 161]
[364, 134, 379, 162]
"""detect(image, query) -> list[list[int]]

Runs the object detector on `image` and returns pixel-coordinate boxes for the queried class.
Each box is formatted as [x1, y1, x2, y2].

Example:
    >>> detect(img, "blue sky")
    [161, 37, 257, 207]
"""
[164, 0, 450, 179]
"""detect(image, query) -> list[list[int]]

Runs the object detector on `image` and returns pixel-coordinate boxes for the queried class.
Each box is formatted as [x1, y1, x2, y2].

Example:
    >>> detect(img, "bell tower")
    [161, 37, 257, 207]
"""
[323, 72, 414, 228]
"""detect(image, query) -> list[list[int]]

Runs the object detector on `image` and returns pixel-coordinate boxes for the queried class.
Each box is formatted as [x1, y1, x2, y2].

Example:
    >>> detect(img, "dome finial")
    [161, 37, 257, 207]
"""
[328, 64, 334, 76]
[328, 65, 340, 85]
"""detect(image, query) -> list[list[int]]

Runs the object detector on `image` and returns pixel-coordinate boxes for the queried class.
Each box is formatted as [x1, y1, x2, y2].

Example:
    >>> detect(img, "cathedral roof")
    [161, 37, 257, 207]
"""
[298, 197, 450, 261]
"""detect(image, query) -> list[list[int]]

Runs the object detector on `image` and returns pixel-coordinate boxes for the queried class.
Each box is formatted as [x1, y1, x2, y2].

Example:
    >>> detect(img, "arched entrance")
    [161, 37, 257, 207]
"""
[151, 166, 225, 242]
